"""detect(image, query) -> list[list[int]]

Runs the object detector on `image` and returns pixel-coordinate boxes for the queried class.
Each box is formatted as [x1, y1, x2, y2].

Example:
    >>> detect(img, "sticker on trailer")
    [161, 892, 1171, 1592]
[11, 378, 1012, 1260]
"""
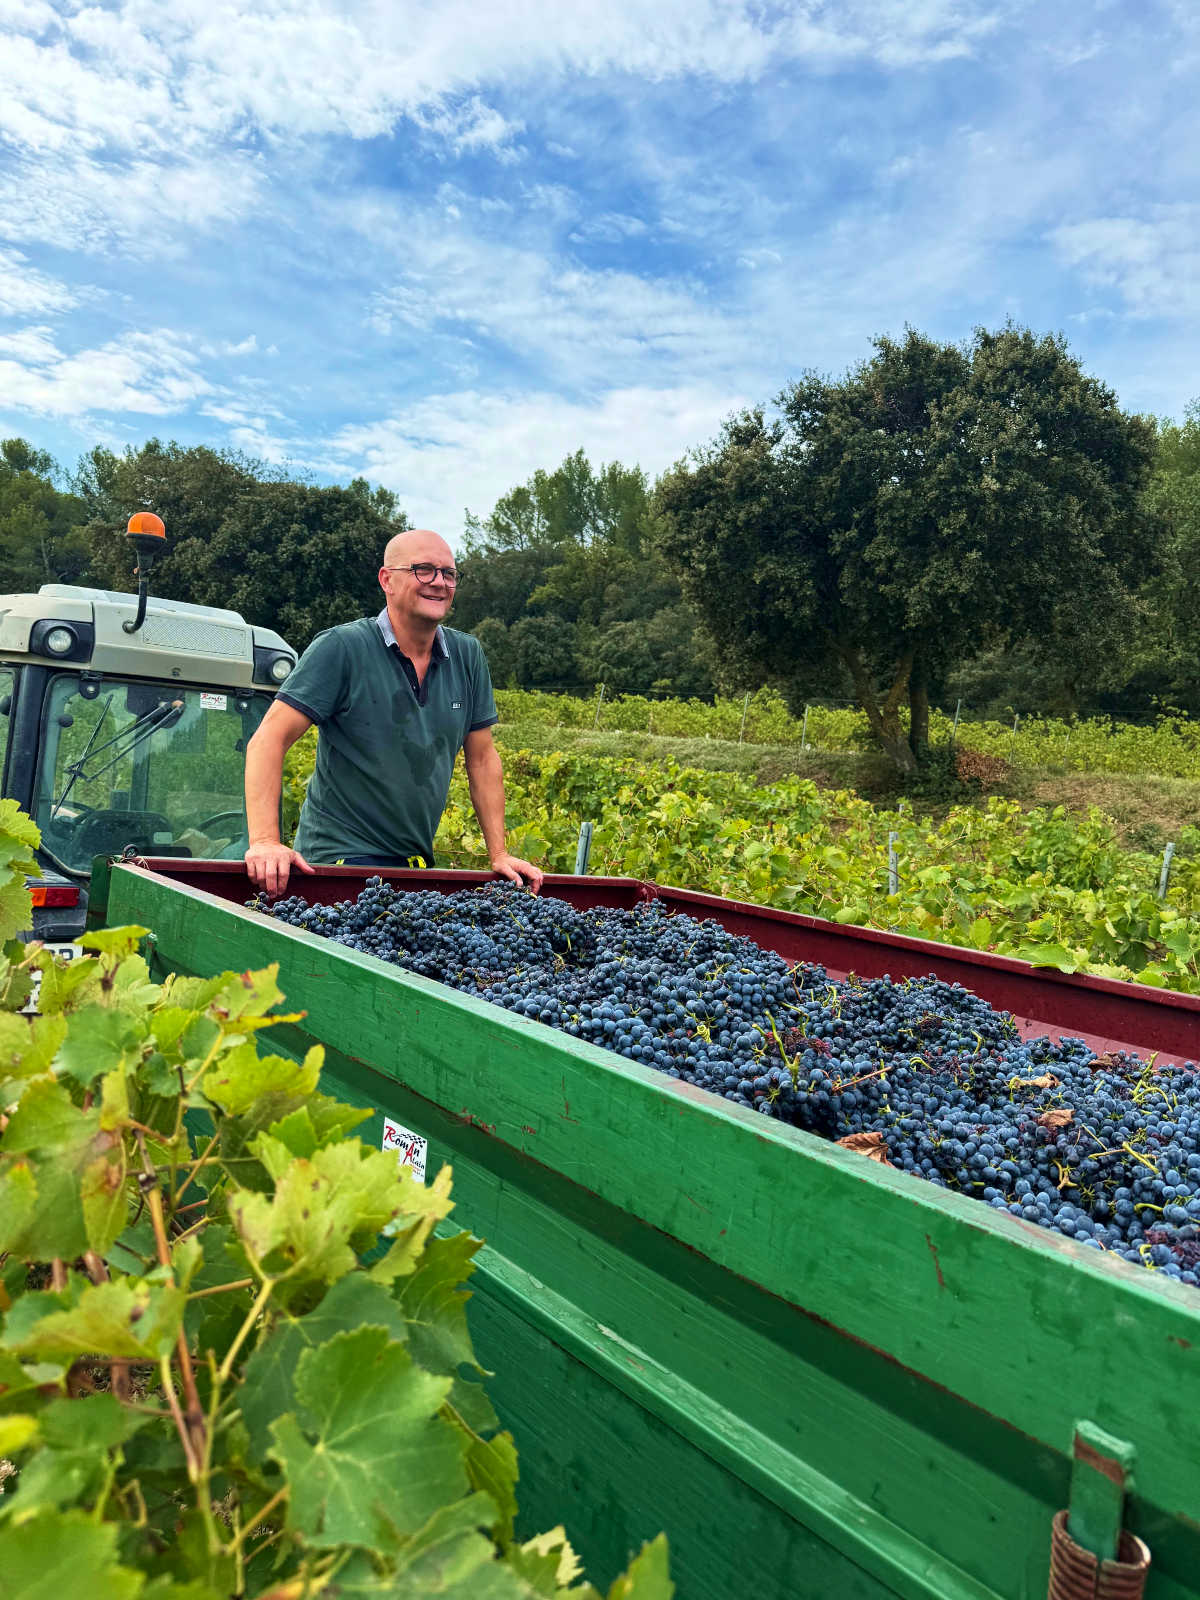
[382, 1117, 428, 1183]
[200, 692, 227, 710]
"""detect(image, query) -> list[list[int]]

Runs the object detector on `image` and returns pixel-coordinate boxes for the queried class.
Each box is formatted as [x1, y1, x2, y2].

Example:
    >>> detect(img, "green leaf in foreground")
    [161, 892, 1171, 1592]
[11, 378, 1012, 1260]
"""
[269, 1326, 467, 1548]
[4, 1277, 187, 1363]
[0, 1511, 143, 1600]
[606, 1534, 674, 1599]
[240, 1273, 410, 1457]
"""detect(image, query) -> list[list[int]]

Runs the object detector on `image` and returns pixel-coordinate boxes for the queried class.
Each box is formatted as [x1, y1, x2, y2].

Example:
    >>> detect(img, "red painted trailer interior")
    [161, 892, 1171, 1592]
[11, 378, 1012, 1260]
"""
[132, 859, 1200, 1067]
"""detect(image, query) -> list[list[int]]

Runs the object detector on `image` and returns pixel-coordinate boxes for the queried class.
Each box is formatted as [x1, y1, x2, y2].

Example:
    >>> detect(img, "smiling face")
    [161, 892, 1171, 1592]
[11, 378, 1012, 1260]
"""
[380, 528, 458, 628]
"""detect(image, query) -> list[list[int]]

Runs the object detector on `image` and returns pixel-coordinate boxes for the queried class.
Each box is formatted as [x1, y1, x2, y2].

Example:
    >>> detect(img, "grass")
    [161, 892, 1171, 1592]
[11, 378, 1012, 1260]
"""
[494, 720, 1200, 856]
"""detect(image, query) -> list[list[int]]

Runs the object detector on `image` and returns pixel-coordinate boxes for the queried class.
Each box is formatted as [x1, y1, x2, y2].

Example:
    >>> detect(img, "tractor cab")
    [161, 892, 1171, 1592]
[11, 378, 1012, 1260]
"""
[0, 513, 296, 943]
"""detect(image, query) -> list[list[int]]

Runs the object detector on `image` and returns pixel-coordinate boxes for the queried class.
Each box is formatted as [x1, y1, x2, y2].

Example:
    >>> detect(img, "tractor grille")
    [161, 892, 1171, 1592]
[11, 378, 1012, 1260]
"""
[140, 617, 246, 657]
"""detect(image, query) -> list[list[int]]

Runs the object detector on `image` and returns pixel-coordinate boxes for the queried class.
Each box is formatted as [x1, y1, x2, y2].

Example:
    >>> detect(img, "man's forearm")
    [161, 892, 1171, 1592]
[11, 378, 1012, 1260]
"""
[244, 733, 286, 845]
[466, 748, 508, 862]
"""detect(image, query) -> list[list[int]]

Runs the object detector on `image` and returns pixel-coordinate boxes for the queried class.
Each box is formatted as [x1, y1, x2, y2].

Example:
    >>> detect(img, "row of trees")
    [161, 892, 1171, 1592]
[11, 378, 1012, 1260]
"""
[3, 320, 1198, 772]
[0, 437, 407, 647]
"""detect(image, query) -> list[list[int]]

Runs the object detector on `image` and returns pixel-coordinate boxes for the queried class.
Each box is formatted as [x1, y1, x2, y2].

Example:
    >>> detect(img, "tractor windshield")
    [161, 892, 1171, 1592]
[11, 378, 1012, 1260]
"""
[33, 675, 272, 874]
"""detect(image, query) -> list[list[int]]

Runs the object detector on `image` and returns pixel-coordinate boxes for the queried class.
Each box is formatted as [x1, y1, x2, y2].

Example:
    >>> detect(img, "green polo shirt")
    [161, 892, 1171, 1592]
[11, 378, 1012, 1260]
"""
[279, 613, 497, 864]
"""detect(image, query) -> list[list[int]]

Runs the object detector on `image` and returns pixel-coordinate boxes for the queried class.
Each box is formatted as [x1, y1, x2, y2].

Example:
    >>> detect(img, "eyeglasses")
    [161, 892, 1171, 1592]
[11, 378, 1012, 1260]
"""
[385, 563, 461, 587]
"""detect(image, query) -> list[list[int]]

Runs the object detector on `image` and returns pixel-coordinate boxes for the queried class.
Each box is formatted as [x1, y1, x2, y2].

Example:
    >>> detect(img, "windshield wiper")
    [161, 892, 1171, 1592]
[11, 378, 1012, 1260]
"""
[52, 693, 112, 817]
[52, 699, 184, 815]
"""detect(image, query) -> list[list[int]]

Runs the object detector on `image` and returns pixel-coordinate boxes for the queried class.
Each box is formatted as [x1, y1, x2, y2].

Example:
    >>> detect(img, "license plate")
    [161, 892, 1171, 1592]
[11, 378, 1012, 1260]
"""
[20, 942, 85, 1015]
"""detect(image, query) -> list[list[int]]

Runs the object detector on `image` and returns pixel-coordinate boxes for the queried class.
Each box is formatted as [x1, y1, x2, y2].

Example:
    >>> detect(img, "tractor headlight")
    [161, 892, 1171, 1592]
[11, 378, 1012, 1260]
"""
[44, 626, 75, 655]
[30, 619, 93, 662]
[254, 644, 295, 686]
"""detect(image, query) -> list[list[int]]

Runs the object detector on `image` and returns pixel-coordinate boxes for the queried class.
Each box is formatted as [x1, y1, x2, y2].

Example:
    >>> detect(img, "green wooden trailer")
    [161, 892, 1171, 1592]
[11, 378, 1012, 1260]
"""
[89, 859, 1200, 1600]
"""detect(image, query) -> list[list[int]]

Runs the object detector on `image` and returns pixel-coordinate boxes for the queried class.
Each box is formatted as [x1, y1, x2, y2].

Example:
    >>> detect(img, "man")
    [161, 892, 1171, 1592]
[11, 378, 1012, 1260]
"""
[244, 528, 544, 898]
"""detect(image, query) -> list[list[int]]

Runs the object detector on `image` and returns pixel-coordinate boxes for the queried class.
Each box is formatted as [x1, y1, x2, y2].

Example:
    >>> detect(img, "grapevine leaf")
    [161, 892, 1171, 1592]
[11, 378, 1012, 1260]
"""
[0, 1160, 37, 1253]
[80, 1149, 130, 1256]
[0, 1013, 58, 1085]
[264, 1096, 373, 1160]
[205, 964, 288, 1025]
[42, 1391, 146, 1450]
[835, 1131, 894, 1165]
[240, 1273, 410, 1458]
[0, 1412, 38, 1455]
[370, 1165, 456, 1283]
[0, 875, 32, 945]
[1, 1075, 84, 1153]
[1, 1082, 112, 1261]
[56, 1004, 145, 1094]
[606, 1535, 673, 1600]
[0, 953, 33, 1014]
[80, 926, 150, 958]
[508, 1527, 586, 1594]
[268, 1326, 466, 1548]
[1018, 943, 1080, 973]
[447, 1375, 500, 1437]
[30, 953, 101, 1016]
[141, 1005, 196, 1052]
[0, 1511, 143, 1600]
[108, 953, 162, 1009]
[386, 1493, 538, 1597]
[229, 1140, 407, 1291]
[5, 1277, 187, 1363]
[0, 798, 40, 852]
[395, 1231, 483, 1375]
[0, 1350, 64, 1411]
[463, 1428, 519, 1544]
[3, 1393, 150, 1519]
[203, 1040, 321, 1114]
[329, 1495, 533, 1599]
[306, 1091, 374, 1144]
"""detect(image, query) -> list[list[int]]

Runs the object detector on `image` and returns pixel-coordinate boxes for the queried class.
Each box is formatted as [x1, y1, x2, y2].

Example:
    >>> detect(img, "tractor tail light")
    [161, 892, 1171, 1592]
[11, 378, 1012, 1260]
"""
[30, 884, 81, 908]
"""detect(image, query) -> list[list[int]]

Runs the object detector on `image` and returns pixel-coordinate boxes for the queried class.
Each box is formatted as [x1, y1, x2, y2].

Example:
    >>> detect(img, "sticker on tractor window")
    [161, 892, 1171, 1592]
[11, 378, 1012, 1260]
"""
[200, 692, 227, 710]
[382, 1117, 428, 1183]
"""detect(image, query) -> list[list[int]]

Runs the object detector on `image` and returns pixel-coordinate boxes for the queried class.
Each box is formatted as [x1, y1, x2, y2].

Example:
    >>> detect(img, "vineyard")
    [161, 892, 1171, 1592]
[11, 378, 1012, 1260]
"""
[280, 734, 1200, 993]
[494, 688, 1200, 779]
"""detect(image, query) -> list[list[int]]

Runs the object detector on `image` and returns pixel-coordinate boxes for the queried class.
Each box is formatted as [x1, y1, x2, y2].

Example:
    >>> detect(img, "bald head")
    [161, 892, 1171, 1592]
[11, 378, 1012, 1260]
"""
[383, 528, 455, 568]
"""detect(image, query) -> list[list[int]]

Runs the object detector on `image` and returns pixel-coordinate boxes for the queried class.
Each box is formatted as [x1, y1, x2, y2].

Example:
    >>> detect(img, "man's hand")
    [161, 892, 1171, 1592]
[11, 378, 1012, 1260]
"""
[490, 852, 544, 893]
[245, 841, 316, 898]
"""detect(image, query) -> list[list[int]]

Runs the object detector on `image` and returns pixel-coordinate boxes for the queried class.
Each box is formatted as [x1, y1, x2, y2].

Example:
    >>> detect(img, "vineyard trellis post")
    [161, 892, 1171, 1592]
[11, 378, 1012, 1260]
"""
[951, 698, 961, 746]
[575, 821, 594, 875]
[887, 830, 899, 896]
[1010, 713, 1020, 763]
[592, 683, 605, 729]
[1158, 842, 1175, 900]
[801, 705, 809, 751]
[739, 692, 750, 743]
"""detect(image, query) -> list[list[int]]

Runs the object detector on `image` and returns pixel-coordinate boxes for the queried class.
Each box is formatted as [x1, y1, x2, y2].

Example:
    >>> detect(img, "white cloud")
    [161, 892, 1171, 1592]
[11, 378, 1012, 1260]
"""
[1051, 208, 1200, 317]
[0, 0, 1020, 254]
[0, 326, 213, 420]
[570, 212, 648, 244]
[363, 215, 746, 390]
[0, 151, 263, 256]
[0, 248, 80, 317]
[323, 382, 747, 544]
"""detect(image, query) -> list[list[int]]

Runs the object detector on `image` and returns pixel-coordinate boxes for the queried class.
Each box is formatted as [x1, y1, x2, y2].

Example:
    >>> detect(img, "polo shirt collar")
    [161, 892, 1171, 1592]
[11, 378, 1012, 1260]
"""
[375, 608, 448, 660]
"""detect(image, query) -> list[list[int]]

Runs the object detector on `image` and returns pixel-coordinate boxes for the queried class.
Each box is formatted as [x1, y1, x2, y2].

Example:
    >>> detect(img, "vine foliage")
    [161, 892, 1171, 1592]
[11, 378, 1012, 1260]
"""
[0, 799, 670, 1599]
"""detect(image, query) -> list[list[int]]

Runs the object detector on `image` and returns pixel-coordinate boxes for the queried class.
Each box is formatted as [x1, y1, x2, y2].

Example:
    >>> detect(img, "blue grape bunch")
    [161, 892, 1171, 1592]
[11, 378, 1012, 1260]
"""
[250, 880, 1200, 1286]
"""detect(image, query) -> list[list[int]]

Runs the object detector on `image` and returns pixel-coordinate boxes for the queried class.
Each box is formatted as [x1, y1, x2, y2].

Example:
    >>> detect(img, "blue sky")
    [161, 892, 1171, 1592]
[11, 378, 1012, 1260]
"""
[0, 0, 1197, 545]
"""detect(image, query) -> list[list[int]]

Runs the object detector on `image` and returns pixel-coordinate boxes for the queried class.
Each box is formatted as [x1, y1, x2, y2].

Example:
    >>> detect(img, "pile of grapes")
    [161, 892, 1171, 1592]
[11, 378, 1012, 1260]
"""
[254, 880, 1200, 1285]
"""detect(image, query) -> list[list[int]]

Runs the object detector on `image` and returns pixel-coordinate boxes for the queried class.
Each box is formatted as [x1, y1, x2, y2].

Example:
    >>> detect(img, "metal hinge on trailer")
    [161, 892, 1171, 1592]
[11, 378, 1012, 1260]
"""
[1047, 1421, 1150, 1598]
